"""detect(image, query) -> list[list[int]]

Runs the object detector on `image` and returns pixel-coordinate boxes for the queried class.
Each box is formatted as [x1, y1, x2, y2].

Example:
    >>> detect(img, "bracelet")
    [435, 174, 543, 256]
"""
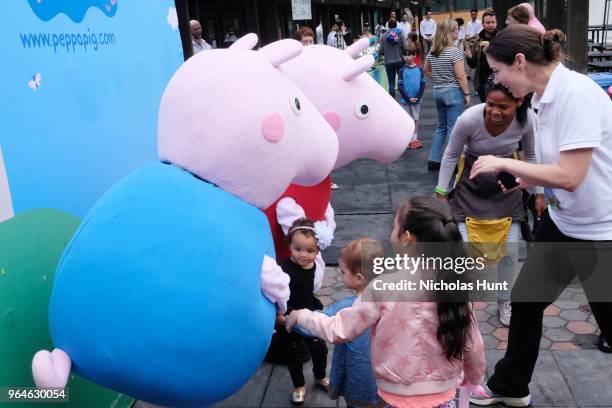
[434, 187, 448, 196]
[463, 91, 470, 95]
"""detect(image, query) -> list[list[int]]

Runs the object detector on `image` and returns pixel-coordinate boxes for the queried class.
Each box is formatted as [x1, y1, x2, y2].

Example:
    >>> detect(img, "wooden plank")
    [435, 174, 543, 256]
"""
[588, 61, 612, 72]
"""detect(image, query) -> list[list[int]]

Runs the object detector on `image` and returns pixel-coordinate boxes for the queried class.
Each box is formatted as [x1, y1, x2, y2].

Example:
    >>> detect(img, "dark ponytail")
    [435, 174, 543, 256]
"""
[395, 196, 473, 360]
[541, 29, 565, 63]
[487, 25, 565, 66]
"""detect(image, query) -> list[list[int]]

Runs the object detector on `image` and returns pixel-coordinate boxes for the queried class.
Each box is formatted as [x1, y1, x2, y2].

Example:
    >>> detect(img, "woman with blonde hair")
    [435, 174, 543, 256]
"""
[424, 19, 471, 171]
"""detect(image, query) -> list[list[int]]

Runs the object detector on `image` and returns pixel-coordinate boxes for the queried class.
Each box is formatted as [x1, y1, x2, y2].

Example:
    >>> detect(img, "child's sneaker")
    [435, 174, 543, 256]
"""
[498, 300, 512, 327]
[291, 389, 306, 405]
[409, 139, 423, 149]
[470, 384, 531, 406]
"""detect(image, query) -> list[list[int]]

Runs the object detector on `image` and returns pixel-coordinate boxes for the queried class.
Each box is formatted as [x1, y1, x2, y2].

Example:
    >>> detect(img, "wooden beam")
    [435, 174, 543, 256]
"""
[175, 0, 193, 60]
[492, 0, 522, 30]
[244, 0, 260, 39]
[540, 0, 589, 73]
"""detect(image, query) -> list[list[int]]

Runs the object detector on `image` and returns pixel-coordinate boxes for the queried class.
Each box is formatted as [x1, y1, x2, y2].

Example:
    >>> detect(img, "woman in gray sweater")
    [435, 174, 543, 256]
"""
[435, 79, 545, 326]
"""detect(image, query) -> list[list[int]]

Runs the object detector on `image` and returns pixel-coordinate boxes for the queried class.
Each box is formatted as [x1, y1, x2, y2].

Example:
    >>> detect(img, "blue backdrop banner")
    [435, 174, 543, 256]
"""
[0, 0, 183, 218]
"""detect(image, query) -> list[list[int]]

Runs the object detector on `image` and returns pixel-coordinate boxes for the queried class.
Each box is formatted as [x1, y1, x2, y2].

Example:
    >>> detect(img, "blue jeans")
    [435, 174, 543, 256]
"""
[428, 87, 465, 162]
[384, 61, 404, 98]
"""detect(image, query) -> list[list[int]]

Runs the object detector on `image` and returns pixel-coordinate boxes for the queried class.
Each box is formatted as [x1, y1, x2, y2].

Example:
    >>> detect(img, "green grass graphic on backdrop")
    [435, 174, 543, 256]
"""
[0, 208, 133, 407]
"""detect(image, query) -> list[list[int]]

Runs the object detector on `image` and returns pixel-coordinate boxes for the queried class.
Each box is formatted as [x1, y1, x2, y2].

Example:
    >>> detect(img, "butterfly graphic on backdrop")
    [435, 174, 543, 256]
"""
[28, 73, 42, 91]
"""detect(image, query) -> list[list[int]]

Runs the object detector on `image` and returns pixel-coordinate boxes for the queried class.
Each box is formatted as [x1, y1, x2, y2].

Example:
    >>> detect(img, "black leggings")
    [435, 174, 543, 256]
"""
[487, 210, 612, 397]
[282, 331, 328, 388]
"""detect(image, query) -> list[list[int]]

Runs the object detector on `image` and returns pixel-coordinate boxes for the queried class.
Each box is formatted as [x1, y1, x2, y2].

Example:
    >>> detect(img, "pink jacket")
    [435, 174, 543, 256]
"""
[296, 297, 486, 396]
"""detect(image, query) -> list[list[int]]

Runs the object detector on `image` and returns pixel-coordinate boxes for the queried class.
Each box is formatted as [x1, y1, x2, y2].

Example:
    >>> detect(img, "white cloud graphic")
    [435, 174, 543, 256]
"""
[167, 7, 178, 31]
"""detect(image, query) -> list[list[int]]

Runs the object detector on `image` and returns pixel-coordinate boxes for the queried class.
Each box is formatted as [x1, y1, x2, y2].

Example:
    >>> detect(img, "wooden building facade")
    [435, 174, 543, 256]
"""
[175, 0, 419, 53]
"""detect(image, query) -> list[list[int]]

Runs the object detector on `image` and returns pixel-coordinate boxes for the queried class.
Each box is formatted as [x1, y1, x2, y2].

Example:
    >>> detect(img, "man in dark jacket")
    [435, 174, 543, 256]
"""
[464, 10, 497, 102]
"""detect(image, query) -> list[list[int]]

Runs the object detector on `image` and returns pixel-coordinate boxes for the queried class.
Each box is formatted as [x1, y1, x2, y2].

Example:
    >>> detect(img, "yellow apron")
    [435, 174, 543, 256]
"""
[465, 216, 512, 263]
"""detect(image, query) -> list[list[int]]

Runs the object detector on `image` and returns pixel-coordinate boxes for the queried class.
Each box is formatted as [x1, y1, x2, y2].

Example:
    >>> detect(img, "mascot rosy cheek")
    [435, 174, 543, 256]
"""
[265, 39, 415, 290]
[32, 34, 338, 408]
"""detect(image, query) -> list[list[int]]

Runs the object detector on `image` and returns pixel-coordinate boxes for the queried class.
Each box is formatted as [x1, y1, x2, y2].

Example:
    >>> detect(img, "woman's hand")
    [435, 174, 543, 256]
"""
[470, 155, 506, 179]
[464, 93, 471, 107]
[497, 178, 526, 194]
[285, 310, 305, 333]
[534, 193, 546, 220]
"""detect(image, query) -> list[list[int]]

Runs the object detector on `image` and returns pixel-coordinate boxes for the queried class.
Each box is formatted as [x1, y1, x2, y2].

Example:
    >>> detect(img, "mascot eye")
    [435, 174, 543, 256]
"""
[290, 96, 302, 116]
[354, 102, 369, 119]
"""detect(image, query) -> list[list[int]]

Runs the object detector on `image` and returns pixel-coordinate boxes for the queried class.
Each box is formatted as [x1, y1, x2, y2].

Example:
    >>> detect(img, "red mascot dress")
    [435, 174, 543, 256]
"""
[264, 176, 335, 291]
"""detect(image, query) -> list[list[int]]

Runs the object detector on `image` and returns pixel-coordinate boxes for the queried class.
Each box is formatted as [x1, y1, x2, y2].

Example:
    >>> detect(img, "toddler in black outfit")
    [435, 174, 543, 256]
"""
[278, 217, 329, 405]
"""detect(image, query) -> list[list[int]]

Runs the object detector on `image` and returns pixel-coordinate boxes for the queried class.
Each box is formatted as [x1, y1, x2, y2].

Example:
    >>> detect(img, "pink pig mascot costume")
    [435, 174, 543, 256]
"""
[31, 34, 338, 407]
[265, 38, 415, 289]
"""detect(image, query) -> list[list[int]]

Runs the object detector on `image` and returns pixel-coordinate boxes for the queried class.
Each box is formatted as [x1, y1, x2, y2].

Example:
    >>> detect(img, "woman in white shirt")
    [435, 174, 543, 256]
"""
[469, 25, 612, 406]
[455, 17, 466, 50]
[326, 21, 347, 50]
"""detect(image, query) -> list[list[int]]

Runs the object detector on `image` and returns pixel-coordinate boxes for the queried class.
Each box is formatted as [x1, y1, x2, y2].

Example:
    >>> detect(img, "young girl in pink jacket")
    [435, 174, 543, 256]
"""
[287, 196, 486, 408]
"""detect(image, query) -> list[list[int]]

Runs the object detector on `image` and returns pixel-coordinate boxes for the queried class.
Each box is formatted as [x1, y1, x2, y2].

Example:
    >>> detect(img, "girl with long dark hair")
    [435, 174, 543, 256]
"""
[287, 196, 486, 408]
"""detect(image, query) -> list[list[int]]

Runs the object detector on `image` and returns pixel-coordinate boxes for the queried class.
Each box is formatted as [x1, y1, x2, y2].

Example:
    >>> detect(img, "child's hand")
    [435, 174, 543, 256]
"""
[409, 98, 418, 104]
[285, 310, 304, 333]
[275, 314, 286, 326]
[535, 193, 546, 220]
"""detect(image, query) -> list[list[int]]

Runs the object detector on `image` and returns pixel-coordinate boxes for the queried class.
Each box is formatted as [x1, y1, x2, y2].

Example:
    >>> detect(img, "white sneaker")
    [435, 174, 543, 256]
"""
[470, 384, 531, 406]
[498, 301, 512, 327]
[331, 183, 339, 190]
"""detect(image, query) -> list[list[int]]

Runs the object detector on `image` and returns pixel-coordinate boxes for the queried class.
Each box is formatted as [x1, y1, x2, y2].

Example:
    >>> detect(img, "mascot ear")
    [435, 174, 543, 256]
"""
[341, 54, 375, 81]
[229, 33, 259, 50]
[345, 37, 370, 58]
[260, 39, 303, 67]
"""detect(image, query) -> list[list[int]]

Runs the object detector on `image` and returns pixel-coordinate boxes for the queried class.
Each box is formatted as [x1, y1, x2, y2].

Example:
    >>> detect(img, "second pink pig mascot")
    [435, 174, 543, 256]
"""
[265, 38, 415, 290]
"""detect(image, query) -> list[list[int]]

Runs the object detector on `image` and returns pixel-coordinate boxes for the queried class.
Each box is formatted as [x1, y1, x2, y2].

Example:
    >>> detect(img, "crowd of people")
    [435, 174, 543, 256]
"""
[188, 7, 611, 408]
[264, 5, 612, 408]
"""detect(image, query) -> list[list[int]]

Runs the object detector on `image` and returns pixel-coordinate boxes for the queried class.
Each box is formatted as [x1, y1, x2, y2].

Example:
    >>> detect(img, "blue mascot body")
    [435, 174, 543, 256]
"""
[49, 163, 275, 407]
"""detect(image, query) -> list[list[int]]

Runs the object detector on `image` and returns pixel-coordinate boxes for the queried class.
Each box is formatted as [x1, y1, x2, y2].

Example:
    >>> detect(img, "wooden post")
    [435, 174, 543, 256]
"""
[175, 0, 193, 60]
[321, 4, 331, 43]
[539, 0, 589, 73]
[188, 0, 199, 21]
[244, 0, 260, 40]
[492, 0, 522, 30]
